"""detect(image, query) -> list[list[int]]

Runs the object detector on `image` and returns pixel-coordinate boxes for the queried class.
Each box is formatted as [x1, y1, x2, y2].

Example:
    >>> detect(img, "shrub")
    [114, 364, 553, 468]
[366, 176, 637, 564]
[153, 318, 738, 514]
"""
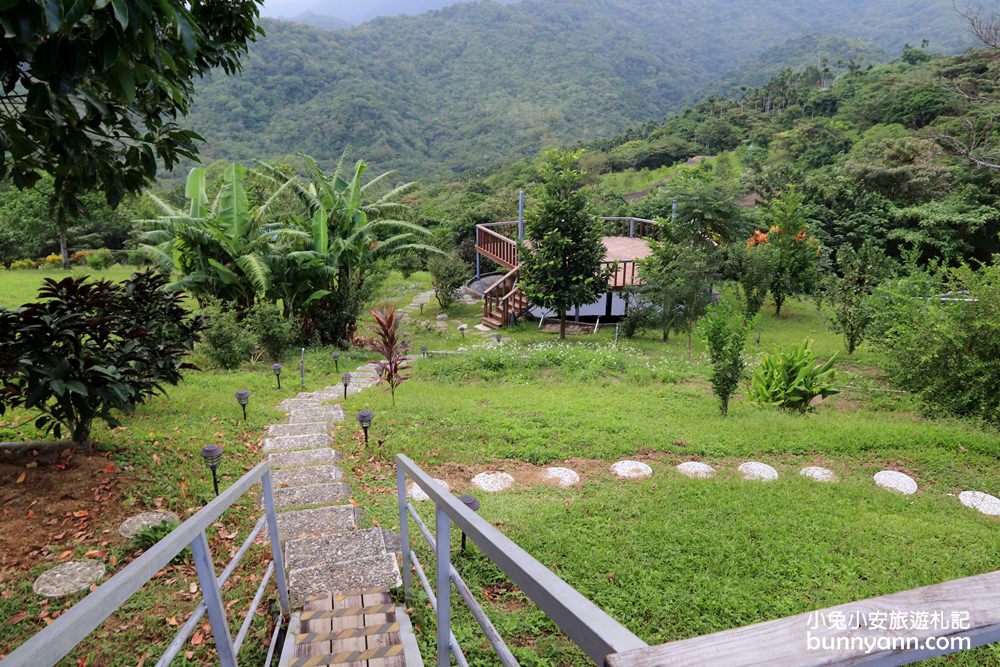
[0, 271, 202, 444]
[43, 253, 62, 267]
[428, 252, 468, 309]
[748, 341, 839, 412]
[85, 248, 115, 270]
[700, 303, 754, 416]
[245, 301, 300, 362]
[70, 250, 94, 265]
[873, 260, 1000, 423]
[202, 308, 255, 370]
[9, 259, 39, 270]
[824, 240, 892, 354]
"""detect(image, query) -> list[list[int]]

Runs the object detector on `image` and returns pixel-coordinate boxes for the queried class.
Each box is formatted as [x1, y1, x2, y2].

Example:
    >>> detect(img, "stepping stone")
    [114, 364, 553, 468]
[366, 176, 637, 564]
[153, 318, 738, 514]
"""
[272, 482, 351, 510]
[118, 511, 180, 539]
[268, 448, 340, 469]
[288, 407, 344, 424]
[611, 460, 653, 480]
[958, 491, 1000, 516]
[676, 462, 716, 479]
[267, 422, 329, 437]
[408, 479, 450, 501]
[288, 554, 401, 606]
[272, 465, 343, 487]
[285, 528, 388, 571]
[874, 470, 918, 495]
[739, 462, 779, 482]
[471, 471, 515, 493]
[543, 467, 580, 487]
[436, 314, 449, 321]
[33, 560, 105, 598]
[262, 433, 332, 453]
[474, 324, 493, 332]
[276, 506, 357, 542]
[800, 466, 838, 483]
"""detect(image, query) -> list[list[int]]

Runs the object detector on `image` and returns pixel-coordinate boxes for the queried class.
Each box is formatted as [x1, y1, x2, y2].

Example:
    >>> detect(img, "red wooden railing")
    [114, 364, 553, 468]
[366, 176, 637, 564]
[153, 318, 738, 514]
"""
[476, 224, 519, 269]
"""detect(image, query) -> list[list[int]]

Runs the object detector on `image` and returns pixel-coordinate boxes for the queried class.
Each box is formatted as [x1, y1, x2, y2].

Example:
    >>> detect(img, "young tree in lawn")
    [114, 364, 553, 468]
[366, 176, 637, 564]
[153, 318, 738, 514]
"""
[701, 302, 754, 416]
[728, 238, 774, 322]
[519, 150, 611, 339]
[428, 252, 469, 309]
[636, 239, 718, 355]
[825, 240, 893, 354]
[762, 188, 821, 316]
[1, 0, 262, 267]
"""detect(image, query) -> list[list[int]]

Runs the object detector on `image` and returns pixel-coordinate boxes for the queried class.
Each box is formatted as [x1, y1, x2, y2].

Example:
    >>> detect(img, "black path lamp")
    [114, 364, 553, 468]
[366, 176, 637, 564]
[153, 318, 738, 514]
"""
[235, 390, 250, 421]
[458, 324, 467, 338]
[356, 410, 374, 444]
[457, 495, 481, 553]
[420, 344, 428, 358]
[272, 363, 282, 389]
[199, 444, 224, 496]
[341, 372, 351, 399]
[332, 351, 341, 373]
[494, 333, 501, 344]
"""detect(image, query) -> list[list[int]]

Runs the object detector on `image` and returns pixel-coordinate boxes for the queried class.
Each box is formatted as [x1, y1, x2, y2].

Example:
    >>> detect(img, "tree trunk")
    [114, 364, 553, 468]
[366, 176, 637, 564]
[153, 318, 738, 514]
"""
[57, 209, 70, 270]
[687, 325, 693, 359]
[662, 328, 669, 342]
[559, 311, 567, 339]
[774, 293, 784, 316]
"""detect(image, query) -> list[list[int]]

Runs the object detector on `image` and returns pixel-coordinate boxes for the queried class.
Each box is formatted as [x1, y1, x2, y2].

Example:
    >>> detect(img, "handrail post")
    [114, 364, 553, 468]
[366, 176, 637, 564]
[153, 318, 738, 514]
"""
[397, 463, 412, 599]
[629, 219, 635, 238]
[190, 532, 238, 667]
[262, 469, 291, 617]
[435, 505, 452, 667]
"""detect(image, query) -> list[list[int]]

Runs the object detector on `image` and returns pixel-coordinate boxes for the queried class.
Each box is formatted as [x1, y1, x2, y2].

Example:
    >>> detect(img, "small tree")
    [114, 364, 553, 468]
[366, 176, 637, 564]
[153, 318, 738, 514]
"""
[762, 188, 821, 316]
[0, 272, 202, 445]
[519, 150, 611, 339]
[700, 302, 754, 415]
[825, 240, 892, 354]
[729, 240, 774, 322]
[369, 306, 410, 406]
[636, 240, 718, 355]
[428, 252, 468, 309]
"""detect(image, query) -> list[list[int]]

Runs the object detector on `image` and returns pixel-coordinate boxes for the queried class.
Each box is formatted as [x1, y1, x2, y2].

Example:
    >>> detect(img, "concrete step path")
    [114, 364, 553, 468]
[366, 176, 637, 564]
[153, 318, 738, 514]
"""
[264, 289, 436, 612]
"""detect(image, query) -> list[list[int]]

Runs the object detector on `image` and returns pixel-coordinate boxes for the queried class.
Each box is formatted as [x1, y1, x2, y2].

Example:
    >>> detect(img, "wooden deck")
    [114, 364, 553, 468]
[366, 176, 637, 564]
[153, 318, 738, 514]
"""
[290, 589, 420, 667]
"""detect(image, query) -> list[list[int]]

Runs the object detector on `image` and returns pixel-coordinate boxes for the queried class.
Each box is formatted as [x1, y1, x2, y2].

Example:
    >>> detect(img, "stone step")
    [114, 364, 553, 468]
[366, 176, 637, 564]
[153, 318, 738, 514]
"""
[278, 398, 326, 412]
[288, 554, 402, 607]
[268, 448, 340, 469]
[263, 433, 332, 454]
[285, 527, 388, 571]
[276, 506, 357, 542]
[272, 482, 351, 510]
[289, 406, 344, 424]
[267, 422, 329, 437]
[272, 465, 344, 488]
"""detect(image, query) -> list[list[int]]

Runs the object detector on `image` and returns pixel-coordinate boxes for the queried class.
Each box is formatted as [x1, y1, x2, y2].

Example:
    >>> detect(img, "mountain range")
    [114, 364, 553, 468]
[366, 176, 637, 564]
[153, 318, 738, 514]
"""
[187, 0, 970, 179]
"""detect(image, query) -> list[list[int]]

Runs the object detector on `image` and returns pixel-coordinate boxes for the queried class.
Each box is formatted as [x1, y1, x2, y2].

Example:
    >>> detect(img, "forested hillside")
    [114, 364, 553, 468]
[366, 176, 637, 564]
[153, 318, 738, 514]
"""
[188, 0, 968, 178]
[416, 43, 999, 268]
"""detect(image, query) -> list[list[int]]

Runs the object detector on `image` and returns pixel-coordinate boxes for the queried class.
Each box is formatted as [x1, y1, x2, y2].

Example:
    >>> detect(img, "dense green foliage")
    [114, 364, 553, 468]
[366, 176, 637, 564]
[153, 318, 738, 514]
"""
[202, 307, 256, 370]
[873, 260, 1000, 423]
[748, 341, 840, 412]
[1, 0, 261, 266]
[428, 252, 468, 309]
[519, 151, 609, 339]
[186, 0, 966, 178]
[824, 240, 894, 353]
[0, 271, 201, 443]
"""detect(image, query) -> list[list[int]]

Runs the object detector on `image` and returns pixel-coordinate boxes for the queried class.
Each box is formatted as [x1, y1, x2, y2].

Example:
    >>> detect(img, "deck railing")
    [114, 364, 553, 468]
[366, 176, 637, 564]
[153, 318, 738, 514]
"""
[396, 454, 648, 666]
[476, 223, 520, 269]
[1, 461, 290, 667]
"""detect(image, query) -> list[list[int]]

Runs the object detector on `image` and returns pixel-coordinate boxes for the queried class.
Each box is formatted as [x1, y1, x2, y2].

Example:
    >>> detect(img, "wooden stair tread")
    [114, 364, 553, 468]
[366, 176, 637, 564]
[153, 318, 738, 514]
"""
[296, 590, 409, 667]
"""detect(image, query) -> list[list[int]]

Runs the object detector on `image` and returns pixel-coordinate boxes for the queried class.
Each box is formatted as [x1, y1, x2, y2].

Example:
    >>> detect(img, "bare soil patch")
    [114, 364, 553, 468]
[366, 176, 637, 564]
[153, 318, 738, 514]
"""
[0, 447, 128, 573]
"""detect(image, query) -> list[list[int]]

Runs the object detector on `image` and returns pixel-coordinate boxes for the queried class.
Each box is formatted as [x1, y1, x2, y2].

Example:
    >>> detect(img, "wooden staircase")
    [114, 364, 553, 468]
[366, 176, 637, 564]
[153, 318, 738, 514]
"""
[283, 589, 422, 667]
[481, 267, 531, 329]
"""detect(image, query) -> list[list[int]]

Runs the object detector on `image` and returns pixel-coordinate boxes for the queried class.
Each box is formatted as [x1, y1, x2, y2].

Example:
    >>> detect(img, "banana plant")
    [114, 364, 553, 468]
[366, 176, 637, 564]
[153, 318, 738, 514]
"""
[139, 164, 308, 311]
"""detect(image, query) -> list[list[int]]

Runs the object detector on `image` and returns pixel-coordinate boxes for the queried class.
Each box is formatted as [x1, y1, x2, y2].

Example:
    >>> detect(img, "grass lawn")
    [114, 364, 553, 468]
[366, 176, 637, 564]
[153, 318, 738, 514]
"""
[0, 266, 138, 309]
[339, 300, 1000, 665]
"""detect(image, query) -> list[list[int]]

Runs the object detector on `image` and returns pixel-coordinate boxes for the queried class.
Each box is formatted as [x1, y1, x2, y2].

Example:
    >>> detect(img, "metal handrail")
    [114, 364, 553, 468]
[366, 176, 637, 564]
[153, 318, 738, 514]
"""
[396, 454, 647, 667]
[1, 461, 290, 667]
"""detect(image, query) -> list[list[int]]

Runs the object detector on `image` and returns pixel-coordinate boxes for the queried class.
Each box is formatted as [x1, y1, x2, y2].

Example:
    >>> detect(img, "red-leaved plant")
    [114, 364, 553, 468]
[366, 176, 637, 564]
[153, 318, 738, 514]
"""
[369, 306, 410, 405]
